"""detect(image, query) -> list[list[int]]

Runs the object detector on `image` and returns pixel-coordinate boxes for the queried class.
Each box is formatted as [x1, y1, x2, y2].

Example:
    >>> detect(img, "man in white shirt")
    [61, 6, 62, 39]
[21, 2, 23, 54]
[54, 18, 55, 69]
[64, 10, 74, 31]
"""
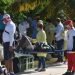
[2, 14, 16, 75]
[55, 18, 64, 62]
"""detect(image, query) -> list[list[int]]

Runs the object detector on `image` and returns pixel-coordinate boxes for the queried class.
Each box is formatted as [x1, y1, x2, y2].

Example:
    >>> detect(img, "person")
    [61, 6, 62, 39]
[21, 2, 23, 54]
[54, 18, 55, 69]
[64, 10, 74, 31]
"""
[35, 20, 47, 72]
[31, 15, 40, 39]
[45, 18, 55, 44]
[2, 14, 16, 75]
[55, 18, 64, 62]
[62, 20, 75, 75]
[63, 24, 68, 63]
[18, 17, 29, 36]
[0, 12, 5, 44]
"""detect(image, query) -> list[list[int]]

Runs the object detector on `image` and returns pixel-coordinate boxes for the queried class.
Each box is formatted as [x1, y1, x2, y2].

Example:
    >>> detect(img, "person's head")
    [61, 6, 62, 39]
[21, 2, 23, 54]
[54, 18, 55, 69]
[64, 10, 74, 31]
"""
[55, 18, 61, 27]
[64, 20, 73, 30]
[2, 14, 11, 24]
[56, 18, 61, 24]
[37, 20, 44, 30]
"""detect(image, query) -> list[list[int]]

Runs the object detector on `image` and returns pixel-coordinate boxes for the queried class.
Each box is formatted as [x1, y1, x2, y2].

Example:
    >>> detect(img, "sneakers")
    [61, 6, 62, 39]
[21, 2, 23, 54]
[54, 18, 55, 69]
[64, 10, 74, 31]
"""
[38, 68, 46, 72]
[35, 68, 40, 71]
[35, 68, 46, 72]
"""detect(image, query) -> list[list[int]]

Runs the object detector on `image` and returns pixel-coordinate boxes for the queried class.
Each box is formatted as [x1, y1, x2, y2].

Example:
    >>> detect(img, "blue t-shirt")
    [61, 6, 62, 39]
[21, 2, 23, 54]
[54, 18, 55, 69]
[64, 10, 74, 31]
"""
[0, 15, 5, 30]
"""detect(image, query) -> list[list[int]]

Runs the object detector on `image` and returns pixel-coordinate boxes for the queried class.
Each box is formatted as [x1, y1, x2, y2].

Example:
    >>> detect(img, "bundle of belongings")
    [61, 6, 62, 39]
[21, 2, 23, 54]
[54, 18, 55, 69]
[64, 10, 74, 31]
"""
[34, 42, 54, 53]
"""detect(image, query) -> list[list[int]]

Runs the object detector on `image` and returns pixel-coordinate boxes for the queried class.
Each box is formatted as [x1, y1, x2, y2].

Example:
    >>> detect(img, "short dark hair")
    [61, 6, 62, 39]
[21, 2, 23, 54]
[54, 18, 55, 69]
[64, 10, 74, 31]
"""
[56, 18, 61, 22]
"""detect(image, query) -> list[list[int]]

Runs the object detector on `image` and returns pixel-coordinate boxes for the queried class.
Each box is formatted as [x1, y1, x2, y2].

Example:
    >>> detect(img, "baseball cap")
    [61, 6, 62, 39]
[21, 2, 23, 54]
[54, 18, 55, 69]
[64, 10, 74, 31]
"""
[3, 14, 11, 20]
[38, 20, 43, 25]
[64, 20, 73, 27]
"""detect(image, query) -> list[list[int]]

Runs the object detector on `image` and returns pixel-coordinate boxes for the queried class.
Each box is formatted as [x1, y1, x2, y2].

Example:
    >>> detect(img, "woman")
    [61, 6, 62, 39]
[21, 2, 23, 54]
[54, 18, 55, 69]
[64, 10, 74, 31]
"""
[35, 20, 47, 72]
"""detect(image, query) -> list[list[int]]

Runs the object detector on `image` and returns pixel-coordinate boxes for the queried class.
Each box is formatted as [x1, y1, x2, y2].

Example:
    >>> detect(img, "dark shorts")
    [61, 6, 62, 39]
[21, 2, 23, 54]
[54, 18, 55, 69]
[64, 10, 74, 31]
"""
[3, 42, 14, 60]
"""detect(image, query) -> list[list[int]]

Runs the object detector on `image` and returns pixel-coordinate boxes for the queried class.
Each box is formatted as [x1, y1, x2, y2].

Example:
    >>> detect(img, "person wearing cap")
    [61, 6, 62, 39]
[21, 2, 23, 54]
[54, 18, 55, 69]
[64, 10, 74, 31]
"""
[63, 20, 75, 75]
[35, 20, 47, 72]
[2, 14, 16, 75]
[55, 18, 64, 62]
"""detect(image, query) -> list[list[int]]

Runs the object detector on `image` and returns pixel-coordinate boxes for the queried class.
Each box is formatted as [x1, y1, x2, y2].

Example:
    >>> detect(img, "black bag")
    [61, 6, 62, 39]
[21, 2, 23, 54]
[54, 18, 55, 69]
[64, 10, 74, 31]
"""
[34, 42, 52, 52]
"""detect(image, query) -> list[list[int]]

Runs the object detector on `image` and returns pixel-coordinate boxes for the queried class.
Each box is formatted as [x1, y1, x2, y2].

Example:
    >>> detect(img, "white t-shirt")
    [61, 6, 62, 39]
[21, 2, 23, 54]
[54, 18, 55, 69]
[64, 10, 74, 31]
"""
[55, 22, 64, 41]
[67, 28, 75, 50]
[2, 21, 16, 46]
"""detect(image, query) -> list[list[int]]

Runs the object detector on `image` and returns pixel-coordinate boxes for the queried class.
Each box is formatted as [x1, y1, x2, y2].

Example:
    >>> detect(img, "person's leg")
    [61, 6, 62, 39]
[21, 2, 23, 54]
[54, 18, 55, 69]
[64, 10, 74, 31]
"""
[67, 53, 73, 71]
[56, 39, 64, 62]
[5, 59, 13, 72]
[3, 42, 14, 74]
[5, 60, 10, 72]
[38, 57, 42, 69]
[3, 42, 10, 73]
[39, 57, 46, 71]
[63, 53, 73, 75]
[8, 59, 13, 72]
[35, 57, 41, 71]
[71, 53, 75, 73]
[41, 57, 46, 69]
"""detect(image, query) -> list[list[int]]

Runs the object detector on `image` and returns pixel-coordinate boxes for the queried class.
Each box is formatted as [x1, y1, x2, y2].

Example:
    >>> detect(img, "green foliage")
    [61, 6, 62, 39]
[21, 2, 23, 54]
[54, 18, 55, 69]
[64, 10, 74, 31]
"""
[0, 0, 15, 11]
[12, 12, 27, 24]
[1, 0, 75, 23]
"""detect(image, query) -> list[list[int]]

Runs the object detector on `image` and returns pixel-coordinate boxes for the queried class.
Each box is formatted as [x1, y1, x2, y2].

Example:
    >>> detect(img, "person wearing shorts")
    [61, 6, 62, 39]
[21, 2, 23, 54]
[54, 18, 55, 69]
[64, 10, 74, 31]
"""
[2, 14, 16, 75]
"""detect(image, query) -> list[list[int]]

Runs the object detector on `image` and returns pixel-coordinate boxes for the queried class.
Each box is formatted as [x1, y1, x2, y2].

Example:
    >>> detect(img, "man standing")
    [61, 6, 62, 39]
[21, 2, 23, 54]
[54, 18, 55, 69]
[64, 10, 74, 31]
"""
[63, 20, 75, 75]
[2, 14, 16, 75]
[55, 18, 64, 62]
